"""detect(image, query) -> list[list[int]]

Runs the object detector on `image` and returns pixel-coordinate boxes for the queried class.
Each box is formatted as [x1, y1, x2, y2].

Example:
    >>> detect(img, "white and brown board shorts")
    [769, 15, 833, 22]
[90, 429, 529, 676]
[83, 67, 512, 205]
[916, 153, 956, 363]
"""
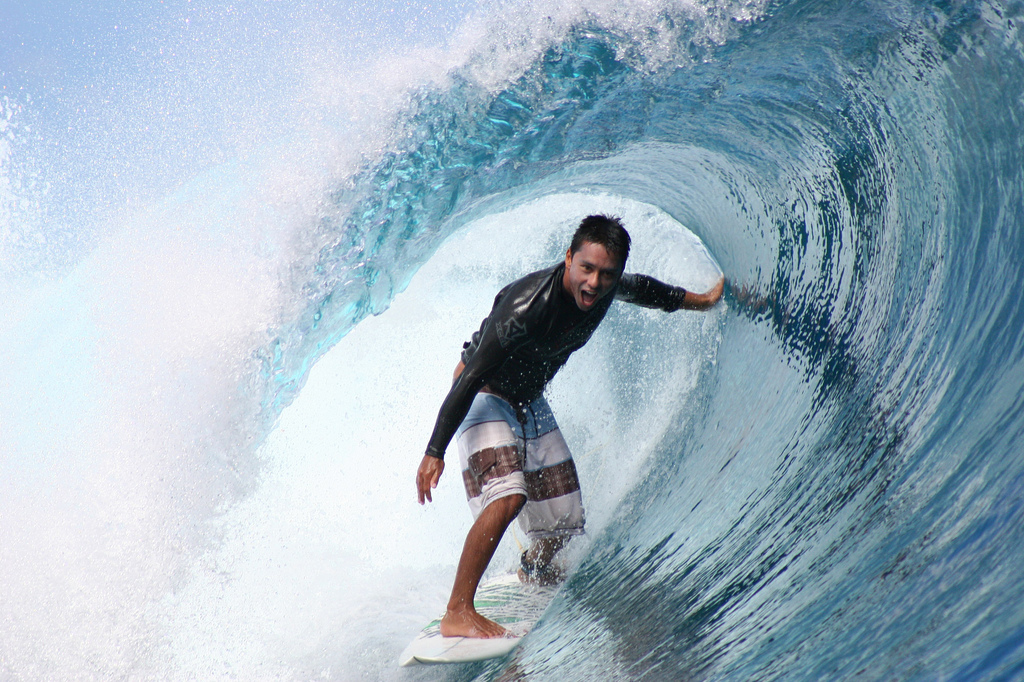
[455, 392, 585, 539]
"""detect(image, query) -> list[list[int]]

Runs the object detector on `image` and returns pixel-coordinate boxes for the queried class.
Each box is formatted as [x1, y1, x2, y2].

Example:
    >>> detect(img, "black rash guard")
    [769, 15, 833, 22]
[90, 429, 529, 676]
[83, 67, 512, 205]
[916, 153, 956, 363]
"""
[424, 262, 689, 460]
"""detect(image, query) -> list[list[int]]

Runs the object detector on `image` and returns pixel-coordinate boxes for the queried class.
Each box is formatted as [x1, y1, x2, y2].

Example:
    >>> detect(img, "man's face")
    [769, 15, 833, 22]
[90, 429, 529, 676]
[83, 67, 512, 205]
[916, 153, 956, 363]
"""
[562, 241, 623, 311]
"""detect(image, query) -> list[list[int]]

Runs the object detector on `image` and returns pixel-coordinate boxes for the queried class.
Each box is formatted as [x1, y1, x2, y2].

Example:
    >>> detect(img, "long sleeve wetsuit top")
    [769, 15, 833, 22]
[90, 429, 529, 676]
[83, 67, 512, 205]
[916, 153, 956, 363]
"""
[424, 262, 689, 460]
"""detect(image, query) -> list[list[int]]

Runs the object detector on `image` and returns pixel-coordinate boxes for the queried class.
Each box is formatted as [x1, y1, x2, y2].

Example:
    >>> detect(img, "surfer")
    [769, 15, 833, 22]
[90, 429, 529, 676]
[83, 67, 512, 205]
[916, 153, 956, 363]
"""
[416, 215, 725, 638]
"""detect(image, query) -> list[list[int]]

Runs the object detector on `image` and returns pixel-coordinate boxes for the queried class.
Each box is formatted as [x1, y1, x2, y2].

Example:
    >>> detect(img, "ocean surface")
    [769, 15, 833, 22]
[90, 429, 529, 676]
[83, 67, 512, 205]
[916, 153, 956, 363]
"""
[2, 0, 1024, 679]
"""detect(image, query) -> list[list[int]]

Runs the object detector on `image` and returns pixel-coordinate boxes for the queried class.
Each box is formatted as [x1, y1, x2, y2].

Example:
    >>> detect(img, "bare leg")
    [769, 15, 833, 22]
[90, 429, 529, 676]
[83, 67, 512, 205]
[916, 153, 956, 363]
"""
[519, 535, 569, 585]
[440, 494, 526, 638]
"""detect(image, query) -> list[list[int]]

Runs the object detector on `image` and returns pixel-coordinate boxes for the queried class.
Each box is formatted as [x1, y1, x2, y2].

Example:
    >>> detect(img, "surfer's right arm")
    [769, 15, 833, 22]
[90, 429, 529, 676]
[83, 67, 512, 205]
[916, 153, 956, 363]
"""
[417, 320, 511, 504]
[414, 360, 467, 505]
[424, 321, 507, 458]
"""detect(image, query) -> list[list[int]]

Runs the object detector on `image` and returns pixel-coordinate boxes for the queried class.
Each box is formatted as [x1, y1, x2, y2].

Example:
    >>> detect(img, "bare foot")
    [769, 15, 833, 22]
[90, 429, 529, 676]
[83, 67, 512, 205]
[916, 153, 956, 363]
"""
[517, 565, 565, 586]
[440, 607, 508, 638]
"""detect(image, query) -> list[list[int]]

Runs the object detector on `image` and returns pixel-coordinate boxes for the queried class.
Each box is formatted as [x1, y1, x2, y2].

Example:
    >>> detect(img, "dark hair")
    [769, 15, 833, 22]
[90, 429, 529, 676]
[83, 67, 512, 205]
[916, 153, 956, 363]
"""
[570, 214, 631, 267]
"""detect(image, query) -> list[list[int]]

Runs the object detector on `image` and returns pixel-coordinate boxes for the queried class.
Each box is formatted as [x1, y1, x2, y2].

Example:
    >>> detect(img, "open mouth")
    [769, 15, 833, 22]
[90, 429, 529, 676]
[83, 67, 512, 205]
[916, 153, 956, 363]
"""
[579, 289, 598, 307]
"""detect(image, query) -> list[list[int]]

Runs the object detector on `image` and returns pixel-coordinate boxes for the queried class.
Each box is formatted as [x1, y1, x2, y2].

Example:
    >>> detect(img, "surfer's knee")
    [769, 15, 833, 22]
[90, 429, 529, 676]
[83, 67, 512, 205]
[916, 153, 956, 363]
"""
[489, 493, 526, 521]
[501, 493, 527, 517]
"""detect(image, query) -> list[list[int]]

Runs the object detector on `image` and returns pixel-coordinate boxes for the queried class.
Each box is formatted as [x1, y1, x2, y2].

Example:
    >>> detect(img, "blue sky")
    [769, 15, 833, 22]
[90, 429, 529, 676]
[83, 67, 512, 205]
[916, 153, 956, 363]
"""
[2, 0, 483, 93]
[1, 0, 483, 253]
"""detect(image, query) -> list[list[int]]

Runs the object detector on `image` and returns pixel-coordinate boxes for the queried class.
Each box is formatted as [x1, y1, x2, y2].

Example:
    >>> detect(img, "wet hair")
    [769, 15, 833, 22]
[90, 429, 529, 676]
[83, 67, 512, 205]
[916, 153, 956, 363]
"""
[570, 214, 631, 268]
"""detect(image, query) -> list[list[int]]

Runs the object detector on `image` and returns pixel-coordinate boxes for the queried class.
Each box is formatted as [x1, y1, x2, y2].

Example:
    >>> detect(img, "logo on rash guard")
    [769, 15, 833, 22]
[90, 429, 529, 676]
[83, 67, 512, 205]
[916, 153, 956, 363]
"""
[496, 318, 529, 346]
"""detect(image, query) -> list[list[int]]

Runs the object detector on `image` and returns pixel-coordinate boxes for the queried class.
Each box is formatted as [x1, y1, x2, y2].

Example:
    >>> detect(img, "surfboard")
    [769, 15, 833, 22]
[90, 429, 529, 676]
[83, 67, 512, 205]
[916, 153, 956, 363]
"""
[398, 573, 557, 666]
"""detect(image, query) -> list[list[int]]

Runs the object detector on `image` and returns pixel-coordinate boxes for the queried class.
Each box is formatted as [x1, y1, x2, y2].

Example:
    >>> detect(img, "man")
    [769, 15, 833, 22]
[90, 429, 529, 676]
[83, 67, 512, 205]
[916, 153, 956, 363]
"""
[416, 215, 724, 639]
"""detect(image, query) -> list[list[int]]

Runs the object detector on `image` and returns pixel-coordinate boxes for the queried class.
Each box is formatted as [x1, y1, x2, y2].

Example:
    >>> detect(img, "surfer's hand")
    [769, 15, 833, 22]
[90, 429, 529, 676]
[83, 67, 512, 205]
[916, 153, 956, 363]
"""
[683, 276, 725, 310]
[708, 276, 725, 305]
[417, 455, 444, 504]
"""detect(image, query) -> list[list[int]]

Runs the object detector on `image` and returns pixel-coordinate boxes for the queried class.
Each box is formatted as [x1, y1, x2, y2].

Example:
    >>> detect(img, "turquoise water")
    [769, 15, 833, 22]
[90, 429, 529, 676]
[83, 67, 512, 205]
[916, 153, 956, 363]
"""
[2, 0, 1023, 678]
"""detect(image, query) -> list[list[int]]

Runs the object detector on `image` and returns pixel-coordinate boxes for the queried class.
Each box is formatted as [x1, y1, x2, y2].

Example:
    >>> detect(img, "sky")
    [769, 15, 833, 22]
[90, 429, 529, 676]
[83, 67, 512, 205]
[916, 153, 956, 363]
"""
[1, 0, 484, 270]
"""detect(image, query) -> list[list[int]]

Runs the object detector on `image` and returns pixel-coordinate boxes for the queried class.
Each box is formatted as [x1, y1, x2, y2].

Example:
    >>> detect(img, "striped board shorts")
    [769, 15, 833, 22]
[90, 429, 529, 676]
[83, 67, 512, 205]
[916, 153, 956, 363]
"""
[455, 392, 585, 539]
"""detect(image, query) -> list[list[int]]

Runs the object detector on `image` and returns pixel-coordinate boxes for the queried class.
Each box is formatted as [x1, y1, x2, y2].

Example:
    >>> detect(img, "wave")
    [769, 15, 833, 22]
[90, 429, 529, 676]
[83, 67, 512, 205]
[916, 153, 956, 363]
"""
[2, 0, 1023, 678]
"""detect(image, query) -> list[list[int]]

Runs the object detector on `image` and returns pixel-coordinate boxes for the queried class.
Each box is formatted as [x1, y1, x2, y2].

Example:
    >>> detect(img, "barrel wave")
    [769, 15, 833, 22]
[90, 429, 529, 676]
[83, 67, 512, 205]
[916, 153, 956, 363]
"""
[3, 0, 1023, 678]
[279, 0, 1024, 677]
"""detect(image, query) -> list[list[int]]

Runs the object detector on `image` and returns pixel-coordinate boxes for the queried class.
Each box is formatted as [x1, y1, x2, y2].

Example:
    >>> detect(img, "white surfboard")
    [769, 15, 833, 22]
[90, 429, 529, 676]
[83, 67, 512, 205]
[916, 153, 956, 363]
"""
[398, 574, 557, 666]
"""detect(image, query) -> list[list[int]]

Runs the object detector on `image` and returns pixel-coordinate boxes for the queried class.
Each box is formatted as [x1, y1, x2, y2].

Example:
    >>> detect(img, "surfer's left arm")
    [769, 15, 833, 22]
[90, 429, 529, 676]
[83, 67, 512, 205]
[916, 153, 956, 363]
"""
[617, 273, 725, 311]
[681, 276, 725, 310]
